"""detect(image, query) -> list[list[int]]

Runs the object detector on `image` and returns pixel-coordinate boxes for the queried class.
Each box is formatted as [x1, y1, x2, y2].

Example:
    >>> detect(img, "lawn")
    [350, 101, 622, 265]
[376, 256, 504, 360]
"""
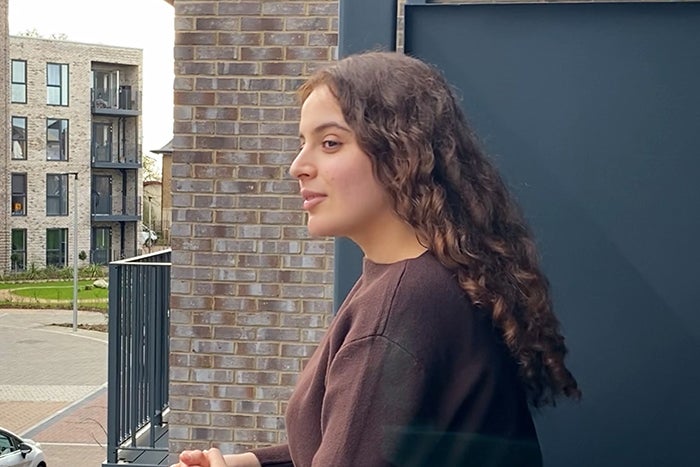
[0, 279, 108, 311]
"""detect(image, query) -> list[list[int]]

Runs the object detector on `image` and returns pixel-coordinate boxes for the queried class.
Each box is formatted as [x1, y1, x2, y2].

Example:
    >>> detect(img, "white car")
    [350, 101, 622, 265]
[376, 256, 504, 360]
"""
[0, 427, 46, 467]
[140, 224, 158, 246]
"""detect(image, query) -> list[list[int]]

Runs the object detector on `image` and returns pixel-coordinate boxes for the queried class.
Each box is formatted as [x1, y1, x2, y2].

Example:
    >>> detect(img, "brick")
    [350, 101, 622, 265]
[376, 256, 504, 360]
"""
[218, 2, 262, 16]
[218, 32, 263, 46]
[240, 77, 283, 91]
[192, 427, 234, 441]
[240, 47, 284, 61]
[216, 181, 257, 194]
[261, 62, 304, 76]
[196, 18, 240, 31]
[263, 33, 306, 46]
[212, 414, 256, 428]
[240, 18, 285, 32]
[262, 2, 306, 15]
[285, 17, 330, 31]
[285, 47, 329, 61]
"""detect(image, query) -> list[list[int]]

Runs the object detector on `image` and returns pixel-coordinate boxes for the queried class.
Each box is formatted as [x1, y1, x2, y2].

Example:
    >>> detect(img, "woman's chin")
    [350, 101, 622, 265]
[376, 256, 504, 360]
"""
[306, 221, 336, 238]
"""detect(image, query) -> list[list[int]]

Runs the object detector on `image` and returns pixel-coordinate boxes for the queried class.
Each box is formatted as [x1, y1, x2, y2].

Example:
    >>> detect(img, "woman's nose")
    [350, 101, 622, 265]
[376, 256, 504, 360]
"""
[289, 147, 313, 179]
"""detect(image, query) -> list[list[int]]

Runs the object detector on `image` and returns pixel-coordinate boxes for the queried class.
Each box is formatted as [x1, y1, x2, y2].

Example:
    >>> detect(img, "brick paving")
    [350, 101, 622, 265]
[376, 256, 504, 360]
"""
[0, 308, 109, 466]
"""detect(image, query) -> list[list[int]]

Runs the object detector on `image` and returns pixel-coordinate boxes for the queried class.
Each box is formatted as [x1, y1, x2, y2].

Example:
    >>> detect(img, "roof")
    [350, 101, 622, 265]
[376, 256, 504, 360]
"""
[151, 138, 173, 154]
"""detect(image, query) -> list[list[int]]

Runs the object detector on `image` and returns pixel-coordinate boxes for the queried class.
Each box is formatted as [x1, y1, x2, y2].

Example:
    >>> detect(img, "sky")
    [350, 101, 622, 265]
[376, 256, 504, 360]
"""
[8, 0, 175, 170]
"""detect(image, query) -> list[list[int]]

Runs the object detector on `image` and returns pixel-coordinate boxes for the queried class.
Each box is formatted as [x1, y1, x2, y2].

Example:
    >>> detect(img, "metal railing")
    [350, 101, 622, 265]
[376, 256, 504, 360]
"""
[105, 249, 171, 466]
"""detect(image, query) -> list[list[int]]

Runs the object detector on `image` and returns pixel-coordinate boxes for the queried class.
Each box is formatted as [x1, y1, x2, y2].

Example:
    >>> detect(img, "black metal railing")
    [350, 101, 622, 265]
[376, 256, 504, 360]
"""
[105, 249, 171, 466]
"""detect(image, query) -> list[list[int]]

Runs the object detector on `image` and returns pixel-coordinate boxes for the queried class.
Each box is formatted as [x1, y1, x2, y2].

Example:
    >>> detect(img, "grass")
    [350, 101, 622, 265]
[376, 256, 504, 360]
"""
[0, 279, 109, 311]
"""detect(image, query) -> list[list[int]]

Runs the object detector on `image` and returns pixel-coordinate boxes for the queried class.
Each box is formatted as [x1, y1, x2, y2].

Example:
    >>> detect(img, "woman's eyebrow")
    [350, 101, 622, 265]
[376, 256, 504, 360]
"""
[299, 121, 351, 139]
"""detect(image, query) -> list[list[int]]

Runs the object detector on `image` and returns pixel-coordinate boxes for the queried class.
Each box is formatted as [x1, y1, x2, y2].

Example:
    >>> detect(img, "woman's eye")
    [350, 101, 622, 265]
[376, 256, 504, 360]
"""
[322, 140, 340, 149]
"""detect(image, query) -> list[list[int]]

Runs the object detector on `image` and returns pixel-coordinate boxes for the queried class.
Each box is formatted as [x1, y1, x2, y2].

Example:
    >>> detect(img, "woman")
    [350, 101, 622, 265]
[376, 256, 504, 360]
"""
[174, 51, 581, 467]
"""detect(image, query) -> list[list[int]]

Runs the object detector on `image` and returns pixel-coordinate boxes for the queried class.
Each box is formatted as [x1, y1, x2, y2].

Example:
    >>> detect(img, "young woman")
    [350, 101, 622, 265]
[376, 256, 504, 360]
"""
[174, 51, 581, 467]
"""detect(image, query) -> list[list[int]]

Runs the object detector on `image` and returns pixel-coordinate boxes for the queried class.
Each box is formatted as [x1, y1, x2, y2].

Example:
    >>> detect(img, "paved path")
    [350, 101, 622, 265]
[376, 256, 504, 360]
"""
[0, 308, 109, 466]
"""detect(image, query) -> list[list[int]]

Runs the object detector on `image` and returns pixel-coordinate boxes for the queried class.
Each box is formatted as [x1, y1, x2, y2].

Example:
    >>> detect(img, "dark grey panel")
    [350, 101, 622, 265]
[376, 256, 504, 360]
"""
[405, 3, 700, 466]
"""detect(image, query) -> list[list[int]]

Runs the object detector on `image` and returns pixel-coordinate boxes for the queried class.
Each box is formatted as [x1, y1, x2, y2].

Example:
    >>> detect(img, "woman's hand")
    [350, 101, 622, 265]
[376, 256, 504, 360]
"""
[171, 449, 211, 467]
[171, 448, 261, 467]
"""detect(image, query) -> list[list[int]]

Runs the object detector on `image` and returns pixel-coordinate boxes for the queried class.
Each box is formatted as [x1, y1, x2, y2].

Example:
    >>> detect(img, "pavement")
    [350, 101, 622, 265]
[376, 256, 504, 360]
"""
[0, 308, 109, 466]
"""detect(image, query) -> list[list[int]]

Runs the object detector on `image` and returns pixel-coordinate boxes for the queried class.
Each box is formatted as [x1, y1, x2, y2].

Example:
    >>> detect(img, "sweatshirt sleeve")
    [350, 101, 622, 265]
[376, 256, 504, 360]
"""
[249, 443, 293, 467]
[311, 335, 428, 467]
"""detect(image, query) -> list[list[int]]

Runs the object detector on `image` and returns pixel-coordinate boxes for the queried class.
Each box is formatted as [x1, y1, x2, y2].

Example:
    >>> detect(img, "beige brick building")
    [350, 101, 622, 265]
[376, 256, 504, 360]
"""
[6, 36, 145, 272]
[0, 0, 10, 274]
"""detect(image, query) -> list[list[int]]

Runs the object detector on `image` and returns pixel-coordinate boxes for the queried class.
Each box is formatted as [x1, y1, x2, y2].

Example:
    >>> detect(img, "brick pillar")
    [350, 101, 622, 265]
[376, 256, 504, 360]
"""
[169, 0, 339, 454]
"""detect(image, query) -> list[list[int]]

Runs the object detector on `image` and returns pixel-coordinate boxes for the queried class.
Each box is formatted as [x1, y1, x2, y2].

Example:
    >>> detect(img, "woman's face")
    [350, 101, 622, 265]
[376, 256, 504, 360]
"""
[291, 85, 396, 243]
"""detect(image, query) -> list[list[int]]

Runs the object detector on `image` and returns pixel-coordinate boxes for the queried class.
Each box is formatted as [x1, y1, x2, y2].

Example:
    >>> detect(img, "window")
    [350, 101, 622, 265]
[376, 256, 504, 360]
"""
[11, 230, 27, 272]
[11, 173, 26, 216]
[92, 122, 113, 162]
[11, 60, 26, 103]
[47, 118, 69, 161]
[46, 228, 67, 267]
[93, 69, 119, 109]
[47, 63, 69, 106]
[11, 117, 27, 160]
[92, 175, 112, 215]
[92, 227, 112, 265]
[46, 173, 68, 216]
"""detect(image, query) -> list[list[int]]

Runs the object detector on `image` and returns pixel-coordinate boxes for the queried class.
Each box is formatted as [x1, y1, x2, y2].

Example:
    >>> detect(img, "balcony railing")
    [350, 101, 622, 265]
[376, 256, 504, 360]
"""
[104, 249, 172, 467]
[92, 87, 141, 116]
[91, 195, 141, 220]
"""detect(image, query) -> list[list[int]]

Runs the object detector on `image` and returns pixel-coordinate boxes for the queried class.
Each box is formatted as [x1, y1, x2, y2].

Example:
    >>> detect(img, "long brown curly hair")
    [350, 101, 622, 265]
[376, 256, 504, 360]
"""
[298, 51, 580, 407]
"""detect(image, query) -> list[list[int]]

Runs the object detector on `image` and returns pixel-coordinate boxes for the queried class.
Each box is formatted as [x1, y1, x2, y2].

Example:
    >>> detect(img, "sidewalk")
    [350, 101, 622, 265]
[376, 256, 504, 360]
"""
[0, 308, 109, 466]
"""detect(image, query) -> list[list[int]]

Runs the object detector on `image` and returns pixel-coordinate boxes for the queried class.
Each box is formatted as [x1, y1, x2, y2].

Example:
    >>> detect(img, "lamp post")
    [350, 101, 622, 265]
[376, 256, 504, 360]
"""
[66, 172, 79, 332]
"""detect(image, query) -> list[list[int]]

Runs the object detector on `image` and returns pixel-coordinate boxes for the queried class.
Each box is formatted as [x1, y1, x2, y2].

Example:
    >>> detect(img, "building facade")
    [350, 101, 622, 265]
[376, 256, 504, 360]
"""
[7, 36, 144, 272]
[0, 0, 10, 275]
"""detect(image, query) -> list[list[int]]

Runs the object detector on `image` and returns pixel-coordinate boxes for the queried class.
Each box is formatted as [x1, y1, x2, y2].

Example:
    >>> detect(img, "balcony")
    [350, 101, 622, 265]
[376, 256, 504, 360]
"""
[92, 86, 141, 116]
[92, 146, 142, 169]
[92, 195, 141, 222]
[103, 249, 172, 467]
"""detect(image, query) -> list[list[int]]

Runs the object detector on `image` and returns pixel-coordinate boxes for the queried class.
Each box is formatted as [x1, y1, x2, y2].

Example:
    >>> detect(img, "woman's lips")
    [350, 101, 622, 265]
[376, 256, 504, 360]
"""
[301, 190, 326, 210]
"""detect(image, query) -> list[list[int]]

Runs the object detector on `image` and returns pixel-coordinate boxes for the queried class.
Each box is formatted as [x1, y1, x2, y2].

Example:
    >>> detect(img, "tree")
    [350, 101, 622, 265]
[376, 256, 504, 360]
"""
[142, 153, 162, 181]
[16, 29, 68, 40]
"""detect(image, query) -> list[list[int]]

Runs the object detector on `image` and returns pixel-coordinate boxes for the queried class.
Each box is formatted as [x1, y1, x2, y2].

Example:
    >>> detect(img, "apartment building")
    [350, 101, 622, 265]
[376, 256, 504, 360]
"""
[7, 36, 144, 273]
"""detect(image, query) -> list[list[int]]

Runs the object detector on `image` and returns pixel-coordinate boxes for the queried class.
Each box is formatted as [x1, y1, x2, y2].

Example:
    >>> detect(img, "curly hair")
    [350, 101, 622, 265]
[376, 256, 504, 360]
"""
[298, 51, 581, 408]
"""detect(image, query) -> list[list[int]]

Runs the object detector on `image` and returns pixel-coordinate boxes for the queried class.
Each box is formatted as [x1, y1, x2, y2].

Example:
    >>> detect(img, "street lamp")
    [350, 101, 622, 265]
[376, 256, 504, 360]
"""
[65, 172, 79, 332]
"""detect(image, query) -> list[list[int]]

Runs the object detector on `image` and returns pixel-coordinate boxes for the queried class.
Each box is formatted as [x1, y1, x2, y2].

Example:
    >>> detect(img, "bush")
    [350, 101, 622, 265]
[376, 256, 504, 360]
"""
[1, 263, 107, 282]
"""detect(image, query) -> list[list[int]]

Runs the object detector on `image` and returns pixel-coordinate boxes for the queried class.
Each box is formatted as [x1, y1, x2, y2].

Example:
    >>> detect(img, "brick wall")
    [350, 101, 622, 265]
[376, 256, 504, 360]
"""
[168, 0, 338, 454]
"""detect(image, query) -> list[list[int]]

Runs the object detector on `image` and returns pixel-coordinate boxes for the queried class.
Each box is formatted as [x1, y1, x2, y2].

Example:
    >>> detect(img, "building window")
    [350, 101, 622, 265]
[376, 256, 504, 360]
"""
[92, 122, 113, 162]
[92, 175, 112, 215]
[11, 229, 27, 272]
[11, 173, 26, 216]
[92, 227, 112, 265]
[46, 173, 68, 216]
[12, 117, 27, 160]
[47, 63, 69, 106]
[46, 228, 67, 267]
[11, 60, 27, 103]
[47, 118, 69, 161]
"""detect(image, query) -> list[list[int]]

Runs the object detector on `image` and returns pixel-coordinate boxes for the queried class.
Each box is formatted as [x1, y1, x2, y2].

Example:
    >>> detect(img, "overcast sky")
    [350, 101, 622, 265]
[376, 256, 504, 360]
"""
[8, 0, 175, 162]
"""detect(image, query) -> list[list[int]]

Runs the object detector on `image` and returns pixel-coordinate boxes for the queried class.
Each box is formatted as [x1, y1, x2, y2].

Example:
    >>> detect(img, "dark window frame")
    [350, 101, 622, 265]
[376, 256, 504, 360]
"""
[46, 173, 68, 216]
[47, 62, 69, 106]
[11, 229, 27, 272]
[11, 59, 27, 104]
[11, 173, 27, 216]
[46, 118, 69, 161]
[46, 228, 68, 267]
[12, 116, 27, 160]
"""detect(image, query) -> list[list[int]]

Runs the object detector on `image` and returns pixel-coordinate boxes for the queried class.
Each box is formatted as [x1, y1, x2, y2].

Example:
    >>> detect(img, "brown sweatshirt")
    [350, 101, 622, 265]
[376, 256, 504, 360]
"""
[252, 251, 542, 466]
